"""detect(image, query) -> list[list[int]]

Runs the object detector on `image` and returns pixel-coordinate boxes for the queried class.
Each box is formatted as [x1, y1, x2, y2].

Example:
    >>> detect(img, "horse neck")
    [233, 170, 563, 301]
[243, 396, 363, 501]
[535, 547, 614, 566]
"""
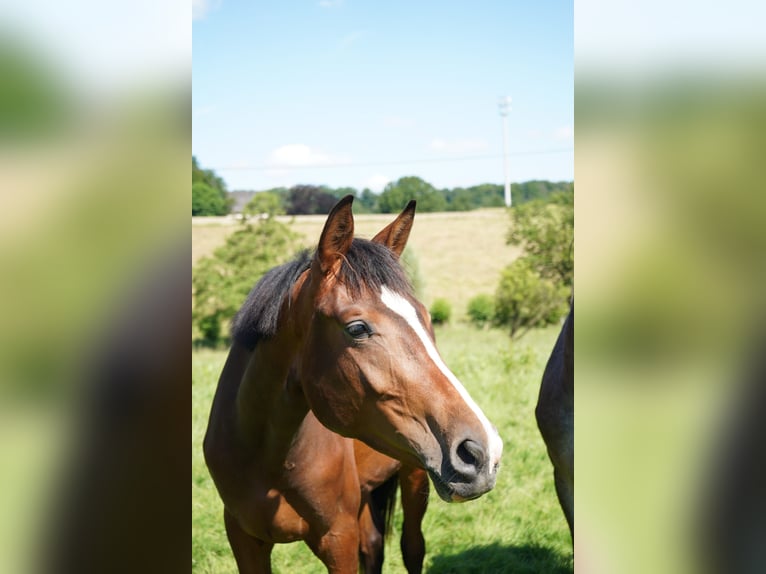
[234, 308, 310, 454]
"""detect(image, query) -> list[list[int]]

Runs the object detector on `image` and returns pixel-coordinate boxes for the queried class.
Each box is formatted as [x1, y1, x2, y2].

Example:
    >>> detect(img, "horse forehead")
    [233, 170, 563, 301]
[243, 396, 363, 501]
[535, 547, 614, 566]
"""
[315, 281, 381, 312]
[378, 288, 435, 338]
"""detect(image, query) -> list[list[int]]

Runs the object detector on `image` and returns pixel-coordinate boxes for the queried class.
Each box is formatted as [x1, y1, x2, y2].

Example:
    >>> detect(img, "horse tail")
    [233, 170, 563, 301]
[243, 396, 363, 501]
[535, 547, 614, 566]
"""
[370, 473, 398, 540]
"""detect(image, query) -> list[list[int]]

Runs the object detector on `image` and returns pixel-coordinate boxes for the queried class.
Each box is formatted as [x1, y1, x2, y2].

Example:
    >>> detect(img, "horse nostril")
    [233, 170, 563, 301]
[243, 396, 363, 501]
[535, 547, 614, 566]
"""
[455, 439, 485, 472]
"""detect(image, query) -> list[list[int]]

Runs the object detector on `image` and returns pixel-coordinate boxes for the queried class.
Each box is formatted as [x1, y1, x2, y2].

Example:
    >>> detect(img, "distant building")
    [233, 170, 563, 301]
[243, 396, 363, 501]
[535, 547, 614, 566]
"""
[228, 190, 257, 214]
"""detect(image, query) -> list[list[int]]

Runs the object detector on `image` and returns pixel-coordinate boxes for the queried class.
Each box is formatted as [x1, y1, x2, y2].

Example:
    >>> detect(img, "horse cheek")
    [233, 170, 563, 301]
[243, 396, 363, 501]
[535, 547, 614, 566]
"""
[302, 351, 364, 436]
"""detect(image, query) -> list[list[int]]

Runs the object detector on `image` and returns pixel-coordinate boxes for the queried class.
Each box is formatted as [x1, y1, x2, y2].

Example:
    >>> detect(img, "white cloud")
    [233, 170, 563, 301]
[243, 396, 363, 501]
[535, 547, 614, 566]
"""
[553, 126, 574, 141]
[193, 0, 220, 20]
[429, 137, 489, 154]
[362, 174, 391, 192]
[268, 144, 349, 167]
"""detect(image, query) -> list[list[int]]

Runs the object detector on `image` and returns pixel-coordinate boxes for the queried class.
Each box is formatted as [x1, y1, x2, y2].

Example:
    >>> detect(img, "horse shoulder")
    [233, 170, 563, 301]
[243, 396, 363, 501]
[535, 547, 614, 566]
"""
[353, 440, 402, 494]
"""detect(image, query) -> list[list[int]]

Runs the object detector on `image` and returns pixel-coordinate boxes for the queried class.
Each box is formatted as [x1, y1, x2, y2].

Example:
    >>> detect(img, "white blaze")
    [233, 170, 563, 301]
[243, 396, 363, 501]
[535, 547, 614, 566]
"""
[379, 286, 503, 469]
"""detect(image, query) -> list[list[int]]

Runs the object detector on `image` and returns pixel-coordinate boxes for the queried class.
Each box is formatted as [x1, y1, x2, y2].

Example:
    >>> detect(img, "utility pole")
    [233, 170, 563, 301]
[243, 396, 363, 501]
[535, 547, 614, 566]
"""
[498, 96, 512, 207]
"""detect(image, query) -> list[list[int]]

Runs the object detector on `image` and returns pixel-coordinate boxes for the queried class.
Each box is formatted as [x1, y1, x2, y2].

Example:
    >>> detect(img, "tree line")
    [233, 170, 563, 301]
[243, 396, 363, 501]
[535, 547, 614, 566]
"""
[192, 156, 572, 216]
[239, 178, 573, 216]
[192, 156, 232, 216]
[193, 187, 573, 346]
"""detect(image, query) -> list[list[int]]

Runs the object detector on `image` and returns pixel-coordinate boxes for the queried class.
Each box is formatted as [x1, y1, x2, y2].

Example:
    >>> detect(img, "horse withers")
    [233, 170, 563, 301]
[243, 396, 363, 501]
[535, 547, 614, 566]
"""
[203, 196, 503, 573]
[535, 304, 574, 540]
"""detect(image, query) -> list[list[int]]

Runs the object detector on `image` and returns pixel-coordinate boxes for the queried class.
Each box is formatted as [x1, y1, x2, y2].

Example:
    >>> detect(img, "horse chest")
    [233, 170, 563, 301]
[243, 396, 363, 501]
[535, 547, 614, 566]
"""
[239, 459, 356, 545]
[240, 483, 310, 543]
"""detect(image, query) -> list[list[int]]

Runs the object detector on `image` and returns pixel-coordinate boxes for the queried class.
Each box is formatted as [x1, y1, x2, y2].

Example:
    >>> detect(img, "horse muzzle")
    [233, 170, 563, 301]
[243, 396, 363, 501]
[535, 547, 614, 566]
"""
[427, 434, 501, 502]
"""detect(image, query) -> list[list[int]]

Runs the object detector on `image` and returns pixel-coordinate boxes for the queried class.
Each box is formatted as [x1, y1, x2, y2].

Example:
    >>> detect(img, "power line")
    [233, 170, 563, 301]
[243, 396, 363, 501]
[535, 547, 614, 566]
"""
[212, 147, 573, 172]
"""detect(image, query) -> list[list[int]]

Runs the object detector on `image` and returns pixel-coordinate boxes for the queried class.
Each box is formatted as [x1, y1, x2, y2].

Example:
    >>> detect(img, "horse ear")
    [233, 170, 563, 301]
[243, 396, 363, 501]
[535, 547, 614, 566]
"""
[372, 200, 416, 258]
[316, 195, 355, 274]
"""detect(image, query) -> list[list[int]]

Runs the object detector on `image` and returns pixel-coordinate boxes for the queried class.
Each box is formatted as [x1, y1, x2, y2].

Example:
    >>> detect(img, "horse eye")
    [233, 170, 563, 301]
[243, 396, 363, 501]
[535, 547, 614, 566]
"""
[345, 321, 371, 339]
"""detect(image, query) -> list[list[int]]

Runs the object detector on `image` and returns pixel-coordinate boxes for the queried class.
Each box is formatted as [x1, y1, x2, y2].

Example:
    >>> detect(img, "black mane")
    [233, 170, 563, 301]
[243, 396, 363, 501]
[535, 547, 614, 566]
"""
[230, 239, 413, 350]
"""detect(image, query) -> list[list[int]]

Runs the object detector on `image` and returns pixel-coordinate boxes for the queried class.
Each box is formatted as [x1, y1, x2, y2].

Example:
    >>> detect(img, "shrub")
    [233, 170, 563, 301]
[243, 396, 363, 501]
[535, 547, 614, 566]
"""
[430, 298, 452, 325]
[494, 258, 568, 339]
[507, 191, 573, 288]
[467, 294, 495, 328]
[196, 314, 221, 346]
[192, 181, 229, 216]
[192, 218, 304, 345]
[244, 191, 285, 218]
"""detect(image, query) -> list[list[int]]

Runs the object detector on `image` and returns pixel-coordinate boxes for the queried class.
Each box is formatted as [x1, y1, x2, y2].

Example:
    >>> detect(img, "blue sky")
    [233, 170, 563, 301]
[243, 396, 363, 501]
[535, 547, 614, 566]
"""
[193, 1, 573, 192]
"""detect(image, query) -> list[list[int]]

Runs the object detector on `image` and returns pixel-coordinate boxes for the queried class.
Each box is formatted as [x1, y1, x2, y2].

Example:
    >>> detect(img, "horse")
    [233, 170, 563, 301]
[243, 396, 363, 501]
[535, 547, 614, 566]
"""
[535, 304, 574, 540]
[203, 195, 503, 573]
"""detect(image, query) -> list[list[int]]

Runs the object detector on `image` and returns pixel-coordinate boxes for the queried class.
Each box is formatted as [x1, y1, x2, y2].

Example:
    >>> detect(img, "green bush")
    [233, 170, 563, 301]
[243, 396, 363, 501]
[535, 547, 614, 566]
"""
[192, 182, 229, 216]
[192, 219, 304, 345]
[494, 258, 568, 339]
[467, 294, 495, 328]
[429, 298, 452, 325]
[507, 191, 573, 288]
[196, 314, 221, 345]
[244, 191, 285, 218]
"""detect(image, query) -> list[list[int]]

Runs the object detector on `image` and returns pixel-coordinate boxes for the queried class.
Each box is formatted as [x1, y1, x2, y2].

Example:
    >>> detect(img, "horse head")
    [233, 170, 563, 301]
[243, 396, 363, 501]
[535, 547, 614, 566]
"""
[292, 195, 502, 502]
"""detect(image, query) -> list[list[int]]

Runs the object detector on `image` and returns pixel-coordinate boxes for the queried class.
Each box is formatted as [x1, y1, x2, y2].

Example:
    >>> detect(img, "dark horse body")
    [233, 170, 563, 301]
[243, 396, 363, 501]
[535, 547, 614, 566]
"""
[204, 197, 502, 573]
[536, 305, 574, 540]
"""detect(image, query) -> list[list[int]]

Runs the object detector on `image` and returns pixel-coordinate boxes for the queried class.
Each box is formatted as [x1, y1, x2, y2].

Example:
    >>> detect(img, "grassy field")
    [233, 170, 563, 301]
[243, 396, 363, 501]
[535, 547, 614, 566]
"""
[192, 208, 571, 572]
[192, 209, 521, 320]
[192, 324, 572, 573]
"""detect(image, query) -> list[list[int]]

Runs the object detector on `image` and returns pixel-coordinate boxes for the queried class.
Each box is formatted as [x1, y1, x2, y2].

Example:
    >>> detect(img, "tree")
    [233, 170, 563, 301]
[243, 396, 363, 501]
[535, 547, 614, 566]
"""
[192, 156, 227, 192]
[192, 219, 304, 345]
[467, 294, 495, 328]
[444, 187, 474, 212]
[327, 186, 359, 200]
[494, 258, 569, 339]
[378, 176, 446, 213]
[192, 182, 229, 216]
[507, 190, 573, 288]
[244, 191, 285, 218]
[514, 180, 573, 204]
[491, 189, 573, 339]
[285, 185, 338, 215]
[357, 188, 379, 213]
[192, 156, 231, 215]
[466, 184, 505, 208]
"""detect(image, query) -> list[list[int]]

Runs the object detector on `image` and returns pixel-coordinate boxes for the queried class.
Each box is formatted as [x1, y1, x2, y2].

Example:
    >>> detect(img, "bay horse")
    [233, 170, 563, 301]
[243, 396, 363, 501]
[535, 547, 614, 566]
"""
[535, 304, 574, 540]
[203, 196, 503, 573]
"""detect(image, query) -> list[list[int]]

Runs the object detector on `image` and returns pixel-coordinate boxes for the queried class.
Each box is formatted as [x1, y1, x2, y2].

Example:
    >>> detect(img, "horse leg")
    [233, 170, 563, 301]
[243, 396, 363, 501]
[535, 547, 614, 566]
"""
[305, 514, 360, 574]
[223, 508, 274, 574]
[554, 466, 574, 541]
[398, 467, 428, 574]
[358, 496, 385, 574]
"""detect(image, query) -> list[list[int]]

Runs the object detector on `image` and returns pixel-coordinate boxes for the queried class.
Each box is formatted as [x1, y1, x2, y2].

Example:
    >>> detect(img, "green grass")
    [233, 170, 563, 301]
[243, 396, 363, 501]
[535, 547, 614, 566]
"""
[192, 323, 572, 573]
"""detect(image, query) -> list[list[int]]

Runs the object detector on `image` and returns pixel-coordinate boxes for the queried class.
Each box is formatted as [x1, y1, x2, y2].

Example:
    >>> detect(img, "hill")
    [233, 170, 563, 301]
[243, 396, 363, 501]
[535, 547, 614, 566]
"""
[192, 208, 521, 319]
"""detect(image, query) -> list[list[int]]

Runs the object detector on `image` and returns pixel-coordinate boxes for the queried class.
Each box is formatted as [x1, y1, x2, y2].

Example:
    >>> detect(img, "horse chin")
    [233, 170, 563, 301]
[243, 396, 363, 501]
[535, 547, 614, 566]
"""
[426, 468, 496, 503]
[426, 470, 478, 503]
